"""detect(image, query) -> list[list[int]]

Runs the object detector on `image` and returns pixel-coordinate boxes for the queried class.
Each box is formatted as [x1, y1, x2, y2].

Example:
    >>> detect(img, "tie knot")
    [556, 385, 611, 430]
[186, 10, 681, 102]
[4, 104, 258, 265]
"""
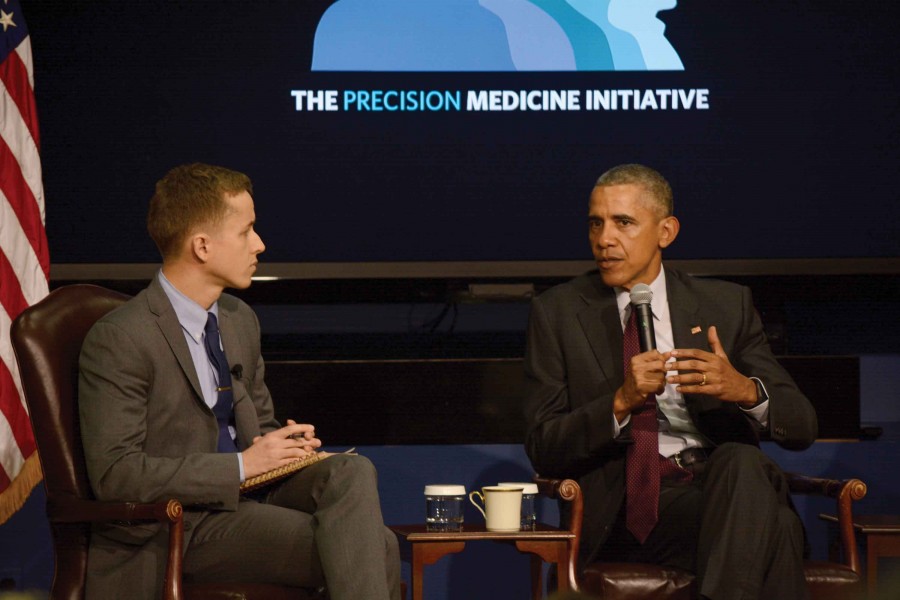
[205, 312, 219, 336]
[625, 306, 637, 328]
[623, 306, 641, 369]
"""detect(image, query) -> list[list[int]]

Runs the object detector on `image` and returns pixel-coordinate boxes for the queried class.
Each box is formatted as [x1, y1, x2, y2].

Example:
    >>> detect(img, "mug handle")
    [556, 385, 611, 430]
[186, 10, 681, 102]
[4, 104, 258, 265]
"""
[468, 490, 486, 519]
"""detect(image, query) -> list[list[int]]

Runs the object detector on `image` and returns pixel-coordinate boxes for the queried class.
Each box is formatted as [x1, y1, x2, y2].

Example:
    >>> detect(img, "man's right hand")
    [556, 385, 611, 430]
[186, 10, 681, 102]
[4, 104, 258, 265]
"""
[613, 349, 669, 423]
[241, 421, 322, 479]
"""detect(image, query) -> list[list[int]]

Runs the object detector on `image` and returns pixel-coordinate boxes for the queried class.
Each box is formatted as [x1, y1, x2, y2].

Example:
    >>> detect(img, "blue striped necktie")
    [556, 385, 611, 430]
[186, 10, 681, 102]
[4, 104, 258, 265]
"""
[203, 312, 238, 453]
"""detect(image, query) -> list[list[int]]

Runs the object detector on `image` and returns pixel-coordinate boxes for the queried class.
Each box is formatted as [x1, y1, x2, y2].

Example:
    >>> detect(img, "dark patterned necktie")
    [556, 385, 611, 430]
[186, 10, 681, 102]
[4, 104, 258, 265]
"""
[623, 308, 660, 543]
[623, 308, 691, 543]
[204, 313, 238, 453]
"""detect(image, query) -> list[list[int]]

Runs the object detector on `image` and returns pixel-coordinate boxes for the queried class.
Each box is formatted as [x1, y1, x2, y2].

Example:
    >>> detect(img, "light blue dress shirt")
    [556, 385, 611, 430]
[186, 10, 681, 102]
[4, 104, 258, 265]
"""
[158, 271, 245, 481]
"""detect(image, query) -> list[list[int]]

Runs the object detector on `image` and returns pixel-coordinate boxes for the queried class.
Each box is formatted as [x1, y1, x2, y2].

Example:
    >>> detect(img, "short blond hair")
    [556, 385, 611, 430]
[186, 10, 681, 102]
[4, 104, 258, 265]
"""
[147, 163, 253, 259]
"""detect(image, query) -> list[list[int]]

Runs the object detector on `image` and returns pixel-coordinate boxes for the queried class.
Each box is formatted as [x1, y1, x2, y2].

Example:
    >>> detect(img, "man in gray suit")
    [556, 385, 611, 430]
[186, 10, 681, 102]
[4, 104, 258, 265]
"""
[524, 164, 817, 599]
[79, 163, 401, 600]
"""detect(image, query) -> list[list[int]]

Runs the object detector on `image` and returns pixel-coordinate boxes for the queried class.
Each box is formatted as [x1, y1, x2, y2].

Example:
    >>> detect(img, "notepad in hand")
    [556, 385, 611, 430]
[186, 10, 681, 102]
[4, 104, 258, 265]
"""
[239, 449, 356, 494]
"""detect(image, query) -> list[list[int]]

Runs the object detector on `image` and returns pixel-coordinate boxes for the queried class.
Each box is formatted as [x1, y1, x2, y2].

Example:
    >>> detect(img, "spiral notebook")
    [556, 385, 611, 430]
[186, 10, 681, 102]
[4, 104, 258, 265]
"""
[239, 448, 357, 494]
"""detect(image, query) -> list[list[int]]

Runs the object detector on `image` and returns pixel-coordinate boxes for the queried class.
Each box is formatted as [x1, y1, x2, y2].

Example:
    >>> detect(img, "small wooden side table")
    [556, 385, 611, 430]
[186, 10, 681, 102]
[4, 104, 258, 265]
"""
[389, 524, 576, 600]
[820, 513, 900, 595]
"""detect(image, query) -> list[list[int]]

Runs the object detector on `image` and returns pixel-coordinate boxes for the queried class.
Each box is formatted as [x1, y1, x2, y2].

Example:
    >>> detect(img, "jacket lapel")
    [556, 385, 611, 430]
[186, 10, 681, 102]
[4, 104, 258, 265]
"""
[217, 305, 239, 374]
[665, 267, 736, 422]
[146, 276, 207, 407]
[576, 275, 622, 387]
[216, 299, 257, 448]
[666, 267, 708, 353]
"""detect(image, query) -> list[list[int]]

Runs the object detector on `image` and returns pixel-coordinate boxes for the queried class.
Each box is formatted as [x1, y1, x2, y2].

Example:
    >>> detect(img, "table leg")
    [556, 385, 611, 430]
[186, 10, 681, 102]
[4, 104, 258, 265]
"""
[554, 544, 570, 593]
[409, 541, 466, 600]
[410, 549, 423, 600]
[865, 534, 899, 596]
[867, 535, 878, 596]
[516, 540, 571, 597]
[529, 554, 542, 600]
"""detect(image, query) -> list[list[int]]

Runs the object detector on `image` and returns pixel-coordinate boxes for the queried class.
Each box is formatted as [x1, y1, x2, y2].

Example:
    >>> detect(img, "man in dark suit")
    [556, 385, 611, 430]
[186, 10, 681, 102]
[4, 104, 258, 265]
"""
[79, 163, 401, 600]
[524, 164, 817, 599]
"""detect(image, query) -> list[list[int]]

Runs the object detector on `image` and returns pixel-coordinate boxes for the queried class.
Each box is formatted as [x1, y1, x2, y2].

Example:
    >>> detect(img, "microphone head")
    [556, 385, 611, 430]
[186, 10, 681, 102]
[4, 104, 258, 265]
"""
[629, 283, 653, 306]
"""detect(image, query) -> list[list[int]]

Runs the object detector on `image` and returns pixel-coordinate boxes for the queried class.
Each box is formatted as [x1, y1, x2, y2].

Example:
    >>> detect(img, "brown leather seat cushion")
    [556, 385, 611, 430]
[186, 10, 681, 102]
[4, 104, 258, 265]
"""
[581, 560, 862, 600]
[581, 563, 695, 600]
[803, 561, 863, 600]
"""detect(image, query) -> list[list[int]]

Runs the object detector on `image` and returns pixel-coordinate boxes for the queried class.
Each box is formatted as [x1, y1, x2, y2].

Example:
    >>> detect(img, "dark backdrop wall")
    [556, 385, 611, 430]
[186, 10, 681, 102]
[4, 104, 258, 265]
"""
[2, 1, 899, 598]
[27, 0, 900, 271]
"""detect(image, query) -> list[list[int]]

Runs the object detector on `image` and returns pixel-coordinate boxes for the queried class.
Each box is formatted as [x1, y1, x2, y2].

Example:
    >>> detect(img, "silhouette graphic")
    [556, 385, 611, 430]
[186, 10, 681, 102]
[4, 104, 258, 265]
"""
[312, 0, 515, 71]
[311, 0, 684, 71]
[608, 0, 683, 70]
[478, 0, 576, 71]
[526, 0, 613, 70]
[565, 0, 645, 70]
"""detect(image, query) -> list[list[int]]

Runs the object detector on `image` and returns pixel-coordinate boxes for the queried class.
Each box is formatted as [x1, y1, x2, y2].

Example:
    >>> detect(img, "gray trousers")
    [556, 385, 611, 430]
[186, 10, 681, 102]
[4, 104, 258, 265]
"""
[182, 454, 401, 600]
[598, 443, 808, 600]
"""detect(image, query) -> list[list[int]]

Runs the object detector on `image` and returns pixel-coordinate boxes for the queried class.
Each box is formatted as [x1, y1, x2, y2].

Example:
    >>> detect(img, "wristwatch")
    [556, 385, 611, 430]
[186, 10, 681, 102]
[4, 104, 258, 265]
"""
[750, 377, 769, 407]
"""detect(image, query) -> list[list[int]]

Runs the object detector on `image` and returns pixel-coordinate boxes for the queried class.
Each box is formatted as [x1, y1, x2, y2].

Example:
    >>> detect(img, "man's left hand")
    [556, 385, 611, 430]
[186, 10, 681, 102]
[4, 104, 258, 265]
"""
[666, 325, 758, 407]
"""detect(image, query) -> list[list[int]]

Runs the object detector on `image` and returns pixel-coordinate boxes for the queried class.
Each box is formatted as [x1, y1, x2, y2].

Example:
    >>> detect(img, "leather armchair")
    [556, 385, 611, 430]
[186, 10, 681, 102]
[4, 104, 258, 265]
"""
[11, 284, 324, 600]
[534, 472, 867, 600]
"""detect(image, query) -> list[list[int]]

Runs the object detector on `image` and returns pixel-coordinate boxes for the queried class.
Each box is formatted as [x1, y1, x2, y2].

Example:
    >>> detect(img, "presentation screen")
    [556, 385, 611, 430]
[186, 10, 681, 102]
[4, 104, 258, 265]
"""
[28, 0, 898, 274]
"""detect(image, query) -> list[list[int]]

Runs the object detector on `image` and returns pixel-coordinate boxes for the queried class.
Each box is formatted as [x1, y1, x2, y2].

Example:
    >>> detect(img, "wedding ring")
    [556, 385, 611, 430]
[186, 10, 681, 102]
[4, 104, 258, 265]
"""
[700, 373, 707, 386]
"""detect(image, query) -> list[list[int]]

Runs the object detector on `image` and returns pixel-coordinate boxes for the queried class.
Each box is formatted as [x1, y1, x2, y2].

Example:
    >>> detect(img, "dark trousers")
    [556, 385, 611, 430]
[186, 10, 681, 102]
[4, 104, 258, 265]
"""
[182, 454, 401, 600]
[597, 443, 808, 600]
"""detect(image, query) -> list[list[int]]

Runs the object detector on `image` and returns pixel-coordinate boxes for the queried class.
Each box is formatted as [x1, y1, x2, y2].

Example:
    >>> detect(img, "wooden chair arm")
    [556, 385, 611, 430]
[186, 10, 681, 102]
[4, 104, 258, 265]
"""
[47, 496, 185, 600]
[534, 475, 583, 591]
[786, 474, 867, 500]
[48, 496, 183, 524]
[787, 474, 868, 575]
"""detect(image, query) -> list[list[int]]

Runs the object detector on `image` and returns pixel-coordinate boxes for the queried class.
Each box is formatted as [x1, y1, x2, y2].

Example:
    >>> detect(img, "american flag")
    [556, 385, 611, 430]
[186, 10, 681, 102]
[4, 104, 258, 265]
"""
[0, 0, 49, 524]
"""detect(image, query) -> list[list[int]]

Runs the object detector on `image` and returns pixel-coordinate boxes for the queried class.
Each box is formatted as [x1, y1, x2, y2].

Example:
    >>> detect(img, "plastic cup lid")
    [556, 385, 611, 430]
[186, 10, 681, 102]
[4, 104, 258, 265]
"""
[497, 482, 539, 494]
[424, 484, 466, 496]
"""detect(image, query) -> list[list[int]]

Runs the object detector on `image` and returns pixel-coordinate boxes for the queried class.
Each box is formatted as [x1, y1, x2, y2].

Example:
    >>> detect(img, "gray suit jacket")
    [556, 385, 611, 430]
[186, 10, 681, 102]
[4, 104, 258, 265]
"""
[523, 267, 818, 566]
[78, 276, 281, 598]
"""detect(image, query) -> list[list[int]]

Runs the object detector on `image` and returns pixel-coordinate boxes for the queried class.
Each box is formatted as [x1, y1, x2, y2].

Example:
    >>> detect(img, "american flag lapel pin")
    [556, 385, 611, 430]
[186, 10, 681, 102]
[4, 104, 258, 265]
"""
[691, 326, 702, 335]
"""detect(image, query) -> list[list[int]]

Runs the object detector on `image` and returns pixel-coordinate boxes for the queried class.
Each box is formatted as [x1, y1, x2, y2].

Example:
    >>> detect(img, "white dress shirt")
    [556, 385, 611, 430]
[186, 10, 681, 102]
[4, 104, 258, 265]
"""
[612, 268, 769, 457]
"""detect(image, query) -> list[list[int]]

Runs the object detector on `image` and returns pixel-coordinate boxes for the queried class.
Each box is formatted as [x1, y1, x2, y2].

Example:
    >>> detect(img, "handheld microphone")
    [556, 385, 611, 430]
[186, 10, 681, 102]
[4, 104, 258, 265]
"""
[230, 364, 243, 379]
[629, 283, 656, 352]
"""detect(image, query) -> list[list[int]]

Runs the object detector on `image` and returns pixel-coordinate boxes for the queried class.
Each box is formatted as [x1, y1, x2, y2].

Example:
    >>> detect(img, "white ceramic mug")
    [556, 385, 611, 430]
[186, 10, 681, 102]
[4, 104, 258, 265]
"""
[498, 482, 539, 529]
[468, 485, 523, 531]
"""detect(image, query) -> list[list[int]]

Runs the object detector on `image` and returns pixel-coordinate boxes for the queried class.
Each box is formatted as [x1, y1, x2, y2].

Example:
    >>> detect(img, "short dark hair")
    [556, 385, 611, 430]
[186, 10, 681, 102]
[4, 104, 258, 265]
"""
[595, 164, 673, 218]
[147, 163, 253, 259]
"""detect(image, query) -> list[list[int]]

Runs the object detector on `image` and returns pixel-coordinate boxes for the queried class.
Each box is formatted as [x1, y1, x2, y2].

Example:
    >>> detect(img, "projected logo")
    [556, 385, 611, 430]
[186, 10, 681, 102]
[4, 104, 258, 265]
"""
[312, 0, 684, 71]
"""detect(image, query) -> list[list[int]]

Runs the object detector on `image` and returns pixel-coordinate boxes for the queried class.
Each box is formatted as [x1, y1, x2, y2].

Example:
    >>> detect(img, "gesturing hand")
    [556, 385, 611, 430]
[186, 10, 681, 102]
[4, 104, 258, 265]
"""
[614, 349, 668, 422]
[666, 325, 757, 407]
[241, 420, 323, 479]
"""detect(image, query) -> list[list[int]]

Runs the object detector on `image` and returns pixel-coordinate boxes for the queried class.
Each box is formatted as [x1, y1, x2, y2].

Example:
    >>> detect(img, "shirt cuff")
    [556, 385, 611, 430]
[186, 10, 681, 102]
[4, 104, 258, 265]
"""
[238, 452, 245, 483]
[613, 412, 631, 437]
[741, 377, 770, 426]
